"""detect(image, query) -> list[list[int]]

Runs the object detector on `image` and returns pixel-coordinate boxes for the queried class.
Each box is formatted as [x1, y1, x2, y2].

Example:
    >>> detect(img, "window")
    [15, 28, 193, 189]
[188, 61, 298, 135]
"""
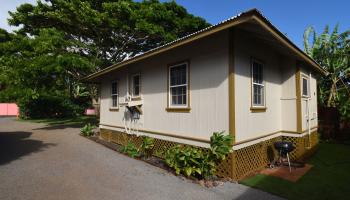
[251, 60, 265, 107]
[111, 81, 118, 107]
[302, 76, 309, 97]
[168, 62, 188, 107]
[132, 74, 141, 97]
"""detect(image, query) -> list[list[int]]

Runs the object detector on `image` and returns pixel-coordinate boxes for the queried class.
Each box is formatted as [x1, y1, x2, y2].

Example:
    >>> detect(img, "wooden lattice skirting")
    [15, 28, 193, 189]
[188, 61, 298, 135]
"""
[99, 128, 319, 180]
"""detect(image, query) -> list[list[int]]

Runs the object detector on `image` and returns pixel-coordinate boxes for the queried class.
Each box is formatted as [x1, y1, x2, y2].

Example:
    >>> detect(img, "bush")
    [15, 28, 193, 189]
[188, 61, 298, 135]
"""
[164, 131, 233, 179]
[210, 131, 234, 161]
[80, 123, 95, 137]
[165, 145, 213, 178]
[140, 136, 155, 158]
[121, 142, 139, 158]
[18, 93, 87, 119]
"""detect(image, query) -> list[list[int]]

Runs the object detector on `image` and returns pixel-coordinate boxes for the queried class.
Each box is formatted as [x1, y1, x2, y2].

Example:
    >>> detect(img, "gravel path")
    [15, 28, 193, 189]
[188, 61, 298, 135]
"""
[0, 117, 283, 200]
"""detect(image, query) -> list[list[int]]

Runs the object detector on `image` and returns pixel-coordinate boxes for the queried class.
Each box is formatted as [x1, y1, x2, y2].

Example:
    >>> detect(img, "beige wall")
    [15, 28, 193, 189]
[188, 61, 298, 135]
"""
[99, 31, 230, 146]
[281, 57, 297, 132]
[234, 30, 283, 142]
[98, 28, 319, 147]
[233, 30, 319, 143]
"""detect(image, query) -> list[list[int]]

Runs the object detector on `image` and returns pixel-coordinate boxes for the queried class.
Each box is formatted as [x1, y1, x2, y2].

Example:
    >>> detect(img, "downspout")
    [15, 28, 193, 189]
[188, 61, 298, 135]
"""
[124, 72, 131, 134]
[307, 72, 312, 148]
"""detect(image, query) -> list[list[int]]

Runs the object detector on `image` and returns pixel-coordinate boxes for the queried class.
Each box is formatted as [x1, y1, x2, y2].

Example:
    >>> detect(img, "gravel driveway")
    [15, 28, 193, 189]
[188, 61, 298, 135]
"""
[0, 117, 283, 200]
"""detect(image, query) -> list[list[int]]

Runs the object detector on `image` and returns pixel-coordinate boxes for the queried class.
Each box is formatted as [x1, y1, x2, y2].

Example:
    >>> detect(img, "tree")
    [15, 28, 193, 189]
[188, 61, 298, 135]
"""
[304, 25, 350, 119]
[0, 0, 210, 118]
[8, 0, 210, 69]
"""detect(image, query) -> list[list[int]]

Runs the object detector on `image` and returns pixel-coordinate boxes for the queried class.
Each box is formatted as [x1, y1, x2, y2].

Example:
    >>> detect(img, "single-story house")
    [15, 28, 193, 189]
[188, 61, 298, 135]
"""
[83, 9, 327, 180]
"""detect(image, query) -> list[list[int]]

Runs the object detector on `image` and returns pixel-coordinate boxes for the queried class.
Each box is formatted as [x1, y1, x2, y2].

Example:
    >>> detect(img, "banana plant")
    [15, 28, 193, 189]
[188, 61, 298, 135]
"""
[304, 25, 350, 109]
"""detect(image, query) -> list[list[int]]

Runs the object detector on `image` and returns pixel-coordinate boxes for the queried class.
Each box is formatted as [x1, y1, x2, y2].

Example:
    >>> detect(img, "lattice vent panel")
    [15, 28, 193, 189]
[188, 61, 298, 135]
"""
[263, 136, 282, 164]
[216, 153, 233, 178]
[233, 142, 266, 179]
[99, 128, 319, 180]
[99, 129, 233, 178]
[282, 131, 319, 161]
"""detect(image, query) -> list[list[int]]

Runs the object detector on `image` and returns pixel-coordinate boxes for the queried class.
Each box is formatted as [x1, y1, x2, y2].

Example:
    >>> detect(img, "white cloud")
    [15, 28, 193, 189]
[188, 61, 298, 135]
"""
[0, 0, 36, 31]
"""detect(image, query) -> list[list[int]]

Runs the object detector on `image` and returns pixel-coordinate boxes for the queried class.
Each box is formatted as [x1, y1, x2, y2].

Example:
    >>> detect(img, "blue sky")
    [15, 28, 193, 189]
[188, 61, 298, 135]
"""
[1, 0, 349, 49]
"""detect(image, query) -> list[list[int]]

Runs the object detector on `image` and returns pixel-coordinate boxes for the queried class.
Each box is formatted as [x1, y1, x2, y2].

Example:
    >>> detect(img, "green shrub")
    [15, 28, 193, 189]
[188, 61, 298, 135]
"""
[18, 93, 88, 119]
[154, 149, 164, 158]
[210, 131, 233, 161]
[165, 145, 213, 178]
[140, 136, 155, 158]
[121, 142, 139, 158]
[164, 131, 233, 179]
[80, 123, 95, 136]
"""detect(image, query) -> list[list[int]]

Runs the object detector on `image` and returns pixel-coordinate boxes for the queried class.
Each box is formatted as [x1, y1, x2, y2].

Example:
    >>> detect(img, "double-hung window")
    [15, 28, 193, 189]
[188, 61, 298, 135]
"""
[251, 59, 265, 107]
[168, 62, 188, 108]
[132, 74, 141, 97]
[302, 75, 309, 97]
[111, 81, 118, 108]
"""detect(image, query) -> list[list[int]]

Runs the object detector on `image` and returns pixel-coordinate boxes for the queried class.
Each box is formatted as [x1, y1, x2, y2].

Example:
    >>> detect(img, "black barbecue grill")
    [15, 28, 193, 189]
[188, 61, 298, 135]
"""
[273, 141, 295, 172]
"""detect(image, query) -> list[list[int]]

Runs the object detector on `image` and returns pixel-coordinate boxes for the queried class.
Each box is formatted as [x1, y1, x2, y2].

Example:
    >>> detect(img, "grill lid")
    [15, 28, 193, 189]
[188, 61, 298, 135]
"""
[274, 141, 295, 153]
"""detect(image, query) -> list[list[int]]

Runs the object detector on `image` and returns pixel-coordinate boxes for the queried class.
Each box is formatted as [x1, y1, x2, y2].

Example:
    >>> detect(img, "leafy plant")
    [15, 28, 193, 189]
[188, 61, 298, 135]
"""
[0, 0, 210, 118]
[154, 149, 164, 158]
[210, 131, 234, 161]
[165, 145, 208, 177]
[80, 123, 95, 137]
[121, 142, 139, 158]
[140, 136, 155, 158]
[164, 132, 233, 179]
[304, 25, 350, 119]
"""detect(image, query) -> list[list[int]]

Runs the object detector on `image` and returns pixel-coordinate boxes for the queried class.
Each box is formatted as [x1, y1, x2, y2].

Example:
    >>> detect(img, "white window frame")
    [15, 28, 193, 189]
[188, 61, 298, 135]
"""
[302, 75, 310, 97]
[110, 81, 119, 108]
[251, 59, 266, 108]
[131, 73, 141, 98]
[168, 62, 189, 108]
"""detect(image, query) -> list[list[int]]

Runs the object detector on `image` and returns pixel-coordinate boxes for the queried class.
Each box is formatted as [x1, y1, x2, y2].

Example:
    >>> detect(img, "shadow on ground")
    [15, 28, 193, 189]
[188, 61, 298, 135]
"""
[33, 123, 84, 130]
[0, 131, 55, 165]
[30, 116, 98, 130]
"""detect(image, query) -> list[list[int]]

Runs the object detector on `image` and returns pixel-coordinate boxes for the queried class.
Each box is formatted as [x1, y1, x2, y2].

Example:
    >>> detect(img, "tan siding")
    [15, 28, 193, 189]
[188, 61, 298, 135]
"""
[281, 57, 297, 131]
[99, 31, 230, 145]
[234, 30, 282, 142]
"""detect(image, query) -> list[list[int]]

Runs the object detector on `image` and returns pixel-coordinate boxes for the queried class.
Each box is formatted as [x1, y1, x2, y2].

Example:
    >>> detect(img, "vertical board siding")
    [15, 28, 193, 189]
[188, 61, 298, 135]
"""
[99, 31, 230, 145]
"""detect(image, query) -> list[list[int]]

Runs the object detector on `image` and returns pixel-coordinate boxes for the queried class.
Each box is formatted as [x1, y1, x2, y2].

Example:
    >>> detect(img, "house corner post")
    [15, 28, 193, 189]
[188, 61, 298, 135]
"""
[295, 64, 302, 133]
[228, 28, 236, 179]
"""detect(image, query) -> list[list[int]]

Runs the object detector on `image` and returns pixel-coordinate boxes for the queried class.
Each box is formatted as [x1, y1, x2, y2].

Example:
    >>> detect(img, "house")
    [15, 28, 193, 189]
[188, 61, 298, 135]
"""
[83, 9, 327, 180]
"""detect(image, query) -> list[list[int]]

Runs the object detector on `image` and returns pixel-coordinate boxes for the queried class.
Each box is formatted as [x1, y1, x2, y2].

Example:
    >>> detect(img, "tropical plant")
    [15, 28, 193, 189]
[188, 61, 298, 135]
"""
[154, 149, 165, 158]
[139, 136, 155, 158]
[165, 145, 210, 178]
[121, 141, 139, 158]
[303, 25, 350, 118]
[80, 123, 96, 136]
[164, 132, 233, 179]
[210, 131, 234, 161]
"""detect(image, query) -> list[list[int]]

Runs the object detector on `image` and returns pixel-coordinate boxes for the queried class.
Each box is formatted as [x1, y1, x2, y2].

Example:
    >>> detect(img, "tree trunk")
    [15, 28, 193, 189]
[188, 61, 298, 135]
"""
[327, 81, 337, 107]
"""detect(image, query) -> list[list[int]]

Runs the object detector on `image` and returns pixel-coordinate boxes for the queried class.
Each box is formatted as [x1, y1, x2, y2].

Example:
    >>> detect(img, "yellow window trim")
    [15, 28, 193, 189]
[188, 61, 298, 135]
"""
[166, 60, 191, 112]
[250, 107, 267, 112]
[131, 73, 141, 98]
[250, 57, 267, 110]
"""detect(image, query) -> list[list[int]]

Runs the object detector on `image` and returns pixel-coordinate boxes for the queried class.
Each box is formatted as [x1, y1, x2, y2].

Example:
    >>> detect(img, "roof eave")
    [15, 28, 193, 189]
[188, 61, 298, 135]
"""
[82, 9, 328, 82]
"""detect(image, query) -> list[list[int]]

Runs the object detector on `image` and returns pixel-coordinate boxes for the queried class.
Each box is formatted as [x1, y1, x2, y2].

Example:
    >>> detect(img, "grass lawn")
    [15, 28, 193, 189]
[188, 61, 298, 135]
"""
[19, 115, 99, 127]
[241, 142, 350, 200]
